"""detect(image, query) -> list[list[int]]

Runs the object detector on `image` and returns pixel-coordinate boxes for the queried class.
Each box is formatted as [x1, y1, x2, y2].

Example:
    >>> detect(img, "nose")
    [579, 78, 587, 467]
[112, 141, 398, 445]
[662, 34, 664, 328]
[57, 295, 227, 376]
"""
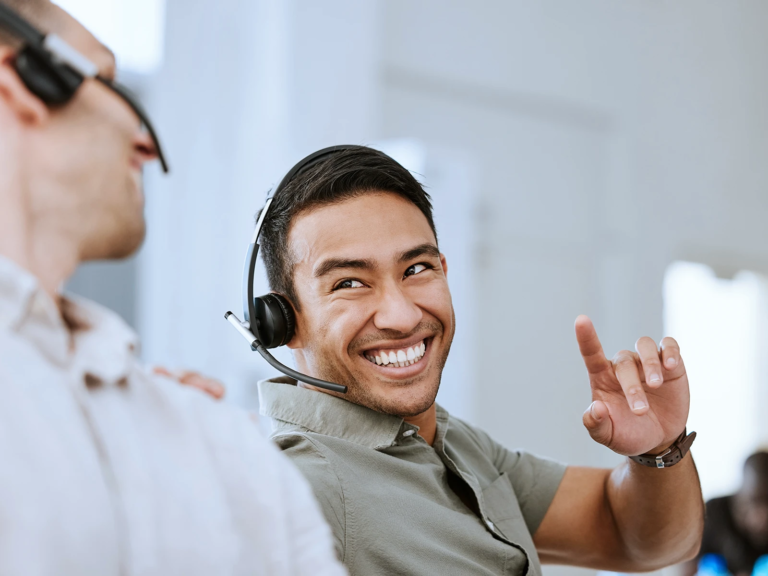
[373, 282, 423, 334]
[132, 129, 159, 167]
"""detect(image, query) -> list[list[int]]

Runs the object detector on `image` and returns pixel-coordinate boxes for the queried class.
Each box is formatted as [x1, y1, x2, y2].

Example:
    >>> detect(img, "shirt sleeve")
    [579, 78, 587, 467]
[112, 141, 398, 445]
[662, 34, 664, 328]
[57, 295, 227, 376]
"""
[272, 432, 347, 562]
[472, 426, 567, 535]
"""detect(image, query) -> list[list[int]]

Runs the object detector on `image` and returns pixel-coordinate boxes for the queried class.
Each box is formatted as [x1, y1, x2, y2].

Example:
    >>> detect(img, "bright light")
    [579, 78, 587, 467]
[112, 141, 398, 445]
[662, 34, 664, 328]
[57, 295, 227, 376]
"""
[53, 0, 166, 74]
[664, 261, 768, 500]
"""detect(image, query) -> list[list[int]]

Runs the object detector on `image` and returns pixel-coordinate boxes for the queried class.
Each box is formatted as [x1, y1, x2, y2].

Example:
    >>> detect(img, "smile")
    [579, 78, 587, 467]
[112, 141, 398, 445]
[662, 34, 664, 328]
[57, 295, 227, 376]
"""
[364, 339, 427, 368]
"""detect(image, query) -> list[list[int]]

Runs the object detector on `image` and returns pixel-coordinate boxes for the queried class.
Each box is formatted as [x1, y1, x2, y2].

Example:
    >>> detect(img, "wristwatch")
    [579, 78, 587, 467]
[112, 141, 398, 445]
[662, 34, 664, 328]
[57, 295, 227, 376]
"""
[629, 428, 697, 469]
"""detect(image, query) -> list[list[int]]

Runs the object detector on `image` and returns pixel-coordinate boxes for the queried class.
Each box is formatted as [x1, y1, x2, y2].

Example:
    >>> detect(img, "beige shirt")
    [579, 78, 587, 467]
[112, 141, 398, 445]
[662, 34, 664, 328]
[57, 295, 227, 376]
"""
[0, 257, 346, 576]
[259, 377, 566, 576]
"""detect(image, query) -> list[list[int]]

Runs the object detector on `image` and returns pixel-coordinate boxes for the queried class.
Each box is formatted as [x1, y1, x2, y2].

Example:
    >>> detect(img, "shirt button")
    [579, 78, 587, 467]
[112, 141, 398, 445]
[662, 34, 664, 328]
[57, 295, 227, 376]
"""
[402, 429, 415, 437]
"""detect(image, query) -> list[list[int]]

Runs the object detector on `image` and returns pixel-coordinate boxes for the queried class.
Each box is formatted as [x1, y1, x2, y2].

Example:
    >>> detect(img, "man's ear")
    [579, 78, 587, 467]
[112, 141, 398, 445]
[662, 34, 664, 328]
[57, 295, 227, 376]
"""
[285, 314, 304, 350]
[0, 48, 49, 126]
[440, 253, 448, 277]
[282, 294, 304, 350]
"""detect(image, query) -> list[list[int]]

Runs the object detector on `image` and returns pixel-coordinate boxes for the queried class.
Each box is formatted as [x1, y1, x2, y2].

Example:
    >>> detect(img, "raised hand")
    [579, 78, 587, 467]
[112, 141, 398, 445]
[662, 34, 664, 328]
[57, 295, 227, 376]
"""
[575, 315, 690, 456]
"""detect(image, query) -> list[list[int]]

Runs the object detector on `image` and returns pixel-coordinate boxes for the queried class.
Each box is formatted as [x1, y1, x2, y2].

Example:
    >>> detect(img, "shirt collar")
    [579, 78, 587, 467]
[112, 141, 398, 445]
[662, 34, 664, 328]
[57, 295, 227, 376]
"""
[258, 377, 407, 450]
[0, 255, 41, 332]
[0, 255, 139, 384]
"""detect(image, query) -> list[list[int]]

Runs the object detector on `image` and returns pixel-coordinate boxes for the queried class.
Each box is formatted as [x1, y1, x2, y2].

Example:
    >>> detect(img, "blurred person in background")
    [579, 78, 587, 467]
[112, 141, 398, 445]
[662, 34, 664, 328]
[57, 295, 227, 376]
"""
[0, 1, 344, 574]
[683, 451, 768, 576]
[247, 146, 705, 575]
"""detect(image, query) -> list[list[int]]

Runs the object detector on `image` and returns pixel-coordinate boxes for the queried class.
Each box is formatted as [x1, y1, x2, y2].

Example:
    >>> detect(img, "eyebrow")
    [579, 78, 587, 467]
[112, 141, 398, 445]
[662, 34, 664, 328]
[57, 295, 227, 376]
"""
[397, 243, 440, 263]
[313, 243, 440, 279]
[314, 258, 377, 278]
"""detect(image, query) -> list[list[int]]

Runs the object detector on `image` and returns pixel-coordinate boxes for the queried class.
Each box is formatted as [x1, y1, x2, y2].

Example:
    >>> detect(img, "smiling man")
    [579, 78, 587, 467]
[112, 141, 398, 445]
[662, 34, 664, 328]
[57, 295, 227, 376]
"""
[257, 145, 704, 575]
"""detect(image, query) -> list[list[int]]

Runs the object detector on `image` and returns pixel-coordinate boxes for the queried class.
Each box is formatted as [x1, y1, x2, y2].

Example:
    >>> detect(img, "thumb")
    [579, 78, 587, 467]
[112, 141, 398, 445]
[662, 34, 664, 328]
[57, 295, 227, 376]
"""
[582, 401, 613, 446]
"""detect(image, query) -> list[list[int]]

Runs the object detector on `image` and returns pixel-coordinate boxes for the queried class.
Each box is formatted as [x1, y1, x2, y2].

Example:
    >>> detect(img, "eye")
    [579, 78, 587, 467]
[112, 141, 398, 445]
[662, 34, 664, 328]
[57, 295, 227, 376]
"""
[334, 279, 366, 290]
[404, 263, 433, 278]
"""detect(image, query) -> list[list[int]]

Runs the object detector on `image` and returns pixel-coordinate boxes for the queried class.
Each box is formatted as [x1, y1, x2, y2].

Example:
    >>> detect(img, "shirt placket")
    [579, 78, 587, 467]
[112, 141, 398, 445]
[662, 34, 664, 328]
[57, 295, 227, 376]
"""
[434, 424, 532, 576]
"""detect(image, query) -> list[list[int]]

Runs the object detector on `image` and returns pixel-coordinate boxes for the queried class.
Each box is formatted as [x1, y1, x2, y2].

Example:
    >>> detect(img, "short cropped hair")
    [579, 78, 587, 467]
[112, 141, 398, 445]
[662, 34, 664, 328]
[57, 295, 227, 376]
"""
[258, 146, 437, 310]
[745, 451, 768, 478]
[0, 0, 52, 46]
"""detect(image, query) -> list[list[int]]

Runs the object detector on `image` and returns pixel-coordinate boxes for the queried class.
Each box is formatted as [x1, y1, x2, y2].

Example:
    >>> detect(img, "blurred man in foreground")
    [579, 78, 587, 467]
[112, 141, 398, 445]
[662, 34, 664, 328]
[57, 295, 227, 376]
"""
[683, 452, 768, 576]
[0, 1, 344, 574]
[251, 146, 704, 575]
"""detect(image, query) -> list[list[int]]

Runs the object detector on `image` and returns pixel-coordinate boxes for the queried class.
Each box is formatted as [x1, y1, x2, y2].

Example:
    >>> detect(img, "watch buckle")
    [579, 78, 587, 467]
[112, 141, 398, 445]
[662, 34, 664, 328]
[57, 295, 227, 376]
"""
[654, 446, 673, 468]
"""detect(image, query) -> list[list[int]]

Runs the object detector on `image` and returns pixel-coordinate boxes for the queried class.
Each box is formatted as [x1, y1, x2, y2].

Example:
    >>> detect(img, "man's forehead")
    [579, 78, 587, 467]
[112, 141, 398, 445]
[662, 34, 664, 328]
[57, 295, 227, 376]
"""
[49, 4, 116, 77]
[288, 193, 437, 265]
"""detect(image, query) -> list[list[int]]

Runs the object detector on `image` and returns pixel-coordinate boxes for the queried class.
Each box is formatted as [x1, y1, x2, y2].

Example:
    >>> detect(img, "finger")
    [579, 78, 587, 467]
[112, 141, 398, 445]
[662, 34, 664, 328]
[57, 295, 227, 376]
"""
[634, 336, 663, 389]
[613, 350, 650, 414]
[176, 370, 200, 383]
[660, 337, 684, 375]
[575, 315, 611, 375]
[179, 374, 226, 399]
[582, 401, 613, 446]
[152, 366, 174, 378]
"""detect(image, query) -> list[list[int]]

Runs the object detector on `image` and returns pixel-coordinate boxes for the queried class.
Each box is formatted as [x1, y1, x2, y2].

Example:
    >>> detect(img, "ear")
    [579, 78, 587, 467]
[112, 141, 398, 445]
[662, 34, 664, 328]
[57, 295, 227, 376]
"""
[0, 47, 48, 126]
[285, 314, 304, 350]
[440, 253, 448, 277]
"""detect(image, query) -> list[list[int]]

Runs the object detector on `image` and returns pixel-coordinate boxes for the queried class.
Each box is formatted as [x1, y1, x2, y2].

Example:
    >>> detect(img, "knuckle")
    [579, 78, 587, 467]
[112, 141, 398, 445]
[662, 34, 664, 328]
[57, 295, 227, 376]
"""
[613, 350, 635, 366]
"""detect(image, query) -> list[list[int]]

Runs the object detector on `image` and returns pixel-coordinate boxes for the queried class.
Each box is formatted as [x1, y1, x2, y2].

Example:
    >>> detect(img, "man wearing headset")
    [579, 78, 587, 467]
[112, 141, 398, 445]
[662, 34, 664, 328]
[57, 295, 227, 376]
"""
[249, 145, 705, 575]
[0, 1, 345, 574]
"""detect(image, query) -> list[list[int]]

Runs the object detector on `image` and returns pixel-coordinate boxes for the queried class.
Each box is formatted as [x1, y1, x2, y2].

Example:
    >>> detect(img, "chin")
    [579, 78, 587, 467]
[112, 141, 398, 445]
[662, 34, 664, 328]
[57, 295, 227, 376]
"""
[350, 375, 441, 418]
[85, 215, 146, 261]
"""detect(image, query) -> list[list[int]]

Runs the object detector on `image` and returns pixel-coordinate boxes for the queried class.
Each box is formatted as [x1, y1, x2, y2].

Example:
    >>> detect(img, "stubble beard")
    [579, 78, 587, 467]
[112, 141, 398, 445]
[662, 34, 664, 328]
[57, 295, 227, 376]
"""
[306, 317, 455, 418]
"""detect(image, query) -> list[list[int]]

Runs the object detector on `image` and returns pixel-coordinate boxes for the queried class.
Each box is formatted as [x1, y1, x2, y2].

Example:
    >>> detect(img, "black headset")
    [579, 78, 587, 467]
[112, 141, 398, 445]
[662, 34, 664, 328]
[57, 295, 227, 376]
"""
[0, 3, 168, 172]
[225, 145, 370, 394]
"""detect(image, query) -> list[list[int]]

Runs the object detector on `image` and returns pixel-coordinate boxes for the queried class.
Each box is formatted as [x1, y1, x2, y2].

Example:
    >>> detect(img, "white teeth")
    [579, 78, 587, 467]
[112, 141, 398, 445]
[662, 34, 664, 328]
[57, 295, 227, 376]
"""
[365, 340, 428, 367]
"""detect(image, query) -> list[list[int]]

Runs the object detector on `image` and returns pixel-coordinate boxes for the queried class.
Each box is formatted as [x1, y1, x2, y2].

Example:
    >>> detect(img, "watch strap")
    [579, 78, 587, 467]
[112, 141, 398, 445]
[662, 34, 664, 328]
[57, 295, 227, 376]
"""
[629, 428, 696, 469]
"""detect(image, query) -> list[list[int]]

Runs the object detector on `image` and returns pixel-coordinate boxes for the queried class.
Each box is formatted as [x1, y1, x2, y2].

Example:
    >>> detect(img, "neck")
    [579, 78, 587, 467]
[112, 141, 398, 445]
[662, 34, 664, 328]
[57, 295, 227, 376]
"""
[0, 166, 80, 303]
[404, 403, 437, 446]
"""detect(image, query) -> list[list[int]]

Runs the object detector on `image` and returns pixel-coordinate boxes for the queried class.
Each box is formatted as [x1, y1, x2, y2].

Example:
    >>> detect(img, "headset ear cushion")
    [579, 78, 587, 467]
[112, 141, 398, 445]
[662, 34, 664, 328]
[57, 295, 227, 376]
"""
[254, 293, 296, 348]
[269, 293, 296, 345]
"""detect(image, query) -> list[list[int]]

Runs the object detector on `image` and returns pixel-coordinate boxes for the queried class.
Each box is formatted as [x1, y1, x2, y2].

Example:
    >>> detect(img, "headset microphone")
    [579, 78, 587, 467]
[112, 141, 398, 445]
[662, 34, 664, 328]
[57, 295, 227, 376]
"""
[224, 146, 363, 395]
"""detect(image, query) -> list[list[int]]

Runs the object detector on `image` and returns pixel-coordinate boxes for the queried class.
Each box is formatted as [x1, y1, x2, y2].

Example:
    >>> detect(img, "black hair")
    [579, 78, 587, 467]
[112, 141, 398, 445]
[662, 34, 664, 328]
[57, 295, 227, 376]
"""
[745, 451, 768, 478]
[257, 145, 437, 310]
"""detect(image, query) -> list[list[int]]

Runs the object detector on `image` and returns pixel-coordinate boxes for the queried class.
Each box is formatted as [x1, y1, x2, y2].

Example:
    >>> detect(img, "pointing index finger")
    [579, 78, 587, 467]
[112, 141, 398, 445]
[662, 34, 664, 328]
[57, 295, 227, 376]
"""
[575, 315, 611, 375]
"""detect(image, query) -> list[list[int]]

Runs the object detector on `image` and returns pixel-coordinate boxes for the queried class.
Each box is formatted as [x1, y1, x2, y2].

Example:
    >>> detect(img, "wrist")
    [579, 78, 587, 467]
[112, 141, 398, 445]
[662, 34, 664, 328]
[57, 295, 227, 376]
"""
[629, 428, 696, 469]
[647, 434, 683, 457]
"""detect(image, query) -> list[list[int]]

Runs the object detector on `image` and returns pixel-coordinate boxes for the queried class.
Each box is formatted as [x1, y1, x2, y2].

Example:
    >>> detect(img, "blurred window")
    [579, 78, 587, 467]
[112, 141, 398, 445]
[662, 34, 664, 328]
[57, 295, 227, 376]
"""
[54, 0, 166, 74]
[664, 261, 768, 500]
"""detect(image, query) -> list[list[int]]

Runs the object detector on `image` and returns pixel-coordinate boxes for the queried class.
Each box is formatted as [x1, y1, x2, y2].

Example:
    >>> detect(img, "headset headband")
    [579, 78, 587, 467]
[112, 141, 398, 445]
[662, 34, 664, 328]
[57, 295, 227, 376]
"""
[226, 145, 365, 395]
[245, 145, 360, 327]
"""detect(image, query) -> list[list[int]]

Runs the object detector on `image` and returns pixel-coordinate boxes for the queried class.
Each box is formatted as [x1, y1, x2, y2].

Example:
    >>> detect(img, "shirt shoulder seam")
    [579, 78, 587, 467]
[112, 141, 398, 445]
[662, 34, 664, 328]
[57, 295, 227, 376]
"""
[278, 431, 353, 567]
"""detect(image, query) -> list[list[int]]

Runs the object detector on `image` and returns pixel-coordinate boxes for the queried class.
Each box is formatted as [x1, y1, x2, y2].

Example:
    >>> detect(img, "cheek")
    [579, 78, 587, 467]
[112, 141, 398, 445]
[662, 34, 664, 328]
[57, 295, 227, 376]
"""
[412, 281, 453, 323]
[310, 299, 377, 355]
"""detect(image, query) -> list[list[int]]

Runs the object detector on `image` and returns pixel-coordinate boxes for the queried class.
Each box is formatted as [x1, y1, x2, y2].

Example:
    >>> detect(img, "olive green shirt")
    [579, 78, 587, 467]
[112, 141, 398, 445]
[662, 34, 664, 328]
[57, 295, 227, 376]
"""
[259, 377, 566, 576]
